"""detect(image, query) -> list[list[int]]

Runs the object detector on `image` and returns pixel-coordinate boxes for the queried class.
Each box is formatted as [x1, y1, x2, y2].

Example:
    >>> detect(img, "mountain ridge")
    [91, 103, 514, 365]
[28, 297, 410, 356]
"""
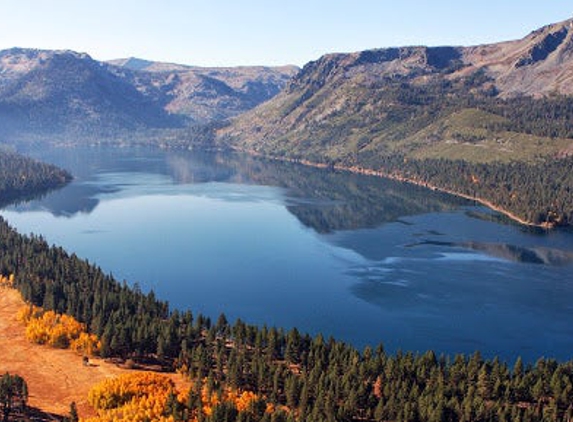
[1, 19, 573, 225]
[214, 18, 573, 226]
[0, 48, 298, 142]
[106, 59, 298, 122]
[0, 48, 177, 140]
[218, 17, 573, 162]
[108, 56, 298, 74]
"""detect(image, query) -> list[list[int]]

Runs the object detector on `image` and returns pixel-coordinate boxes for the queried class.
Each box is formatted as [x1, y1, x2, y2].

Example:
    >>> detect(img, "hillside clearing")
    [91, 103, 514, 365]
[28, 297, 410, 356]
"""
[0, 285, 186, 419]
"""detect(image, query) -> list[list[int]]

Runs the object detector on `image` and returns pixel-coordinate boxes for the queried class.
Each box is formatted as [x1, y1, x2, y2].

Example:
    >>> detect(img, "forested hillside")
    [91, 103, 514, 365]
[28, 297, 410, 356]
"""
[0, 149, 71, 205]
[354, 155, 573, 227]
[216, 18, 573, 227]
[1, 216, 573, 421]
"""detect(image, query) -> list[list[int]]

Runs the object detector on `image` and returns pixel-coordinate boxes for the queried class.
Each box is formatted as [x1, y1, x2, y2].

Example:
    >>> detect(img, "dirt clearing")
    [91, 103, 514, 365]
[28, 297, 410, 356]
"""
[0, 286, 186, 419]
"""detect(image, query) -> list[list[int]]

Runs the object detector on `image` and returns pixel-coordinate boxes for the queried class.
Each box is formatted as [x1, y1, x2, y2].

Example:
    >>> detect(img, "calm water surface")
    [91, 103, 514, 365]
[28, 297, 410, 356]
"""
[3, 146, 573, 362]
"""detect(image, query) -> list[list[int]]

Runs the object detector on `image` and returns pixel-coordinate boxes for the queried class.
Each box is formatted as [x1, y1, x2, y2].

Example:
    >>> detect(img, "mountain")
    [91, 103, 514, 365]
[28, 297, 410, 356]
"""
[0, 48, 297, 142]
[219, 18, 573, 164]
[107, 58, 298, 123]
[0, 48, 178, 141]
[1, 19, 573, 225]
[216, 18, 573, 226]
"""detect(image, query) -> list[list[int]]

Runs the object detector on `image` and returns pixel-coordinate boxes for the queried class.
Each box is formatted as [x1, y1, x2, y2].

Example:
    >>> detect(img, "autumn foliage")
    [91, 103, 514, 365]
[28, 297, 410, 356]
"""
[82, 372, 270, 422]
[199, 385, 265, 418]
[0, 273, 15, 287]
[84, 373, 176, 422]
[17, 305, 100, 355]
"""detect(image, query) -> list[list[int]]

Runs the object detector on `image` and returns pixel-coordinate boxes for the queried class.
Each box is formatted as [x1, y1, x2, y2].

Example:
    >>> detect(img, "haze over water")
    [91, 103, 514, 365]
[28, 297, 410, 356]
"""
[3, 146, 573, 363]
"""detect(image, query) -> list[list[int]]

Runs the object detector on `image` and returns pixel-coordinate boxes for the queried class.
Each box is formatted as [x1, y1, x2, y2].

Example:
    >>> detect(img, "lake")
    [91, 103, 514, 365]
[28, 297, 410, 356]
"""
[3, 145, 573, 363]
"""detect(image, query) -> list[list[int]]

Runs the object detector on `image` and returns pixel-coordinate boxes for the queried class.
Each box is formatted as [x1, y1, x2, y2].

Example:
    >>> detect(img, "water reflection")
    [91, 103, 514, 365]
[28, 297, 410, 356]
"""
[11, 146, 471, 231]
[4, 145, 573, 361]
[10, 146, 573, 274]
[409, 240, 573, 266]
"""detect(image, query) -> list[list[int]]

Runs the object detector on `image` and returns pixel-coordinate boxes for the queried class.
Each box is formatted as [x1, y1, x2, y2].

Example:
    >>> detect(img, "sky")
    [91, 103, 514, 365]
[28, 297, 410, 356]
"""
[0, 1, 572, 67]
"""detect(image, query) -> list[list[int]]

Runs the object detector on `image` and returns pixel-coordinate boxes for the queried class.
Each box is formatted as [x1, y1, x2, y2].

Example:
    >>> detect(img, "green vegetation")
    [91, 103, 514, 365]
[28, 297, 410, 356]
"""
[1, 216, 573, 421]
[219, 64, 573, 227]
[356, 154, 573, 227]
[1, 26, 573, 419]
[0, 148, 571, 420]
[0, 149, 71, 206]
[0, 373, 28, 422]
[222, 69, 573, 162]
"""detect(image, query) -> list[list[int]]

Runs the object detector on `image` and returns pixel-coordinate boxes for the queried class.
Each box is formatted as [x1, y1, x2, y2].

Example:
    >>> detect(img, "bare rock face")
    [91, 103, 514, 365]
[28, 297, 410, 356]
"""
[514, 27, 569, 67]
[285, 17, 573, 100]
[106, 59, 298, 123]
[462, 18, 573, 96]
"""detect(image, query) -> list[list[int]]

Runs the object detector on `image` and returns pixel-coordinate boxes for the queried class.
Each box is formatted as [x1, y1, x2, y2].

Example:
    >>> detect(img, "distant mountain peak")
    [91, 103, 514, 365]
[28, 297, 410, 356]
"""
[0, 47, 92, 61]
[109, 57, 155, 71]
[107, 57, 192, 73]
[0, 48, 298, 141]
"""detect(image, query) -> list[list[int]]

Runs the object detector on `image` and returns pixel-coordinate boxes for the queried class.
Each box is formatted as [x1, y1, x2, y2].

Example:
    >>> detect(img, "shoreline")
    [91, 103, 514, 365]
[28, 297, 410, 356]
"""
[20, 141, 556, 229]
[229, 147, 555, 229]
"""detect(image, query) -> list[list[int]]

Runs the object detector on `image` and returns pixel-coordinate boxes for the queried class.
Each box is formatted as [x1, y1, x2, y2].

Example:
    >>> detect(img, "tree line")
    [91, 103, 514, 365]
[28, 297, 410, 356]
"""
[357, 154, 573, 227]
[0, 149, 71, 207]
[1, 149, 573, 421]
[1, 216, 573, 421]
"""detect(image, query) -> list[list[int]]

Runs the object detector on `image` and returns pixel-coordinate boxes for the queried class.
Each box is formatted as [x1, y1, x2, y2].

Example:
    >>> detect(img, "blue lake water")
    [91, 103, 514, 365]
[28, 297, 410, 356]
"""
[2, 146, 573, 363]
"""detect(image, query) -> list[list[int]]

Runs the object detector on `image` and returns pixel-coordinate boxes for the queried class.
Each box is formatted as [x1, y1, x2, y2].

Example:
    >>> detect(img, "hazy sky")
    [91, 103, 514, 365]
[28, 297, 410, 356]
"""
[0, 1, 571, 67]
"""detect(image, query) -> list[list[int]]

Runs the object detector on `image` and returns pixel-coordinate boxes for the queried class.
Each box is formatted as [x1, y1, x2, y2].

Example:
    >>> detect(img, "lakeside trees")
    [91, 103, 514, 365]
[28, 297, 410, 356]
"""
[1, 215, 573, 421]
[1, 144, 573, 421]
[358, 155, 573, 227]
[0, 150, 71, 206]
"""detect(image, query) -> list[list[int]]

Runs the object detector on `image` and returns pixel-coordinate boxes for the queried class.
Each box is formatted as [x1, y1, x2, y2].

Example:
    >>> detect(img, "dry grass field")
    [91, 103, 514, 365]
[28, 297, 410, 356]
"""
[0, 286, 186, 420]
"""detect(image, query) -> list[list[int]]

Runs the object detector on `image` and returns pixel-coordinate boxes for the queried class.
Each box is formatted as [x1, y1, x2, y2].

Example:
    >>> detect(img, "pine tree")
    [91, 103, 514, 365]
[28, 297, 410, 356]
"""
[0, 373, 28, 422]
[68, 401, 79, 422]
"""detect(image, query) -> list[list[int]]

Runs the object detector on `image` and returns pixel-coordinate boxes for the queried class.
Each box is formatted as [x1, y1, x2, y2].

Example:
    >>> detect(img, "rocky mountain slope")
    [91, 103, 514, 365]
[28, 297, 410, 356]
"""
[0, 48, 297, 142]
[108, 58, 298, 122]
[0, 48, 174, 140]
[215, 18, 573, 226]
[1, 19, 572, 225]
[219, 18, 573, 164]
